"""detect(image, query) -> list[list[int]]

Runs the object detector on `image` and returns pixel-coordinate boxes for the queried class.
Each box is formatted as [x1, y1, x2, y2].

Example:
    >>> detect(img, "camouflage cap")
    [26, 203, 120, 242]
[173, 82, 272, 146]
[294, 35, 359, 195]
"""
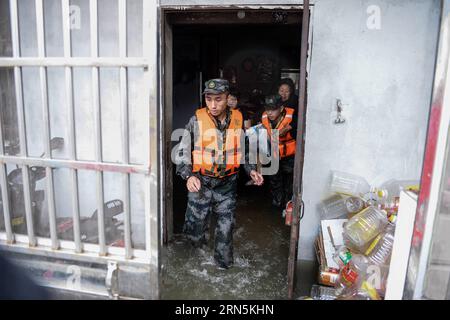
[264, 95, 282, 110]
[203, 79, 230, 95]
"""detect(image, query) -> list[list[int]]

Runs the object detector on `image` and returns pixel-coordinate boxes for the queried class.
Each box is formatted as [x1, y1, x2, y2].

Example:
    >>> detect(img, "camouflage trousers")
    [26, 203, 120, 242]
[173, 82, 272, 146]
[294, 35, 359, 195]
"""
[183, 174, 238, 267]
[267, 156, 295, 208]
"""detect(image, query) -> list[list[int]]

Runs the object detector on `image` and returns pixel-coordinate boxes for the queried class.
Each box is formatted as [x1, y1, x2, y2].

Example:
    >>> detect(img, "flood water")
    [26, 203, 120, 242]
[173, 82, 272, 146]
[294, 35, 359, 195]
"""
[161, 184, 291, 300]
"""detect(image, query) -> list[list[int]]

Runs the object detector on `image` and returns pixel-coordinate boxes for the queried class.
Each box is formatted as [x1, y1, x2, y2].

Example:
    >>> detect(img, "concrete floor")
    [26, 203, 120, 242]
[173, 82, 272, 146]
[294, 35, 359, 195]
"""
[161, 181, 313, 300]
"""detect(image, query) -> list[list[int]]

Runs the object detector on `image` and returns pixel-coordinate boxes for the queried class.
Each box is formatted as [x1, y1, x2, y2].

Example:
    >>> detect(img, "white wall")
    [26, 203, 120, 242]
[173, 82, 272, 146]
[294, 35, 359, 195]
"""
[299, 0, 441, 260]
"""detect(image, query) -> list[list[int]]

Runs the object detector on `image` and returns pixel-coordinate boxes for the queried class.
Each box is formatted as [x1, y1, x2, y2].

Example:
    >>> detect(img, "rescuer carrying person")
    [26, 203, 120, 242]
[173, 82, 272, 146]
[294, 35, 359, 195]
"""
[261, 94, 297, 209]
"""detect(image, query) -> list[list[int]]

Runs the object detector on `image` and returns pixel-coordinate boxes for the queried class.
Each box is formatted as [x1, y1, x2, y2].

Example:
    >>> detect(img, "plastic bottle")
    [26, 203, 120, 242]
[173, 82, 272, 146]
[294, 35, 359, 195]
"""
[330, 171, 371, 197]
[379, 197, 400, 214]
[365, 224, 396, 266]
[334, 254, 369, 296]
[362, 187, 386, 206]
[319, 194, 348, 220]
[375, 264, 391, 298]
[343, 206, 389, 252]
[335, 254, 387, 300]
[320, 195, 367, 220]
[311, 285, 337, 300]
[345, 196, 366, 214]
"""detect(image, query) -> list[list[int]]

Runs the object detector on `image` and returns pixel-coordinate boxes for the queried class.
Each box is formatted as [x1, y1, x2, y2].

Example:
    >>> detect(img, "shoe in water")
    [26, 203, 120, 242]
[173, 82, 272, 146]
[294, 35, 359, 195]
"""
[172, 234, 187, 245]
[245, 180, 255, 186]
[216, 262, 231, 270]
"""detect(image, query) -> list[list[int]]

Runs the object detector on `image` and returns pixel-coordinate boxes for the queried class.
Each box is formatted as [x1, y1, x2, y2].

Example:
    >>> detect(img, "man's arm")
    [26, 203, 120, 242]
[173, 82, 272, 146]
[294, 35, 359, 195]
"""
[290, 111, 298, 139]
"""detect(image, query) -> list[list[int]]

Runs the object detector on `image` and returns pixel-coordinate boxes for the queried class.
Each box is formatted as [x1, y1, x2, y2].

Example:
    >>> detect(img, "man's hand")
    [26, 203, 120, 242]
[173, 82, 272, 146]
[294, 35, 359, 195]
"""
[187, 176, 201, 192]
[250, 170, 264, 186]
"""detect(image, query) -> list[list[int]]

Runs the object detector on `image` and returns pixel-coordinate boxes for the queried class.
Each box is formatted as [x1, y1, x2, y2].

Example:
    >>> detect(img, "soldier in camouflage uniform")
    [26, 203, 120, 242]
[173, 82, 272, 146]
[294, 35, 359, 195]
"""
[176, 79, 264, 270]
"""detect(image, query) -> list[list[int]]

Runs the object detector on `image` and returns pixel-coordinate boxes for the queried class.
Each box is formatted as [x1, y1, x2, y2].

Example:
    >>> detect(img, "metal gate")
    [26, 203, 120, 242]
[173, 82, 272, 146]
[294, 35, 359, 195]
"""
[0, 0, 159, 299]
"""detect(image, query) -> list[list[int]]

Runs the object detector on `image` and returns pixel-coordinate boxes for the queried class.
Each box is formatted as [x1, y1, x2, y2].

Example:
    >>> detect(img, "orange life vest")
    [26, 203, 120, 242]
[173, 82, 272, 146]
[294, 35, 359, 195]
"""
[262, 107, 296, 159]
[192, 108, 243, 178]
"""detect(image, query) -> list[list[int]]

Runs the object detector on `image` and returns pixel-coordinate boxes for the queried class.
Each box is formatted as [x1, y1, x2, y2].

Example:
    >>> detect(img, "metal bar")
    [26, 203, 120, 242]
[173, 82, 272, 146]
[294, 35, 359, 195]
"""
[161, 17, 172, 245]
[15, 0, 36, 246]
[62, 0, 82, 253]
[0, 50, 13, 242]
[6, 0, 23, 245]
[288, 0, 310, 300]
[0, 166, 12, 243]
[404, 0, 450, 299]
[90, 0, 106, 256]
[160, 4, 308, 10]
[37, 0, 59, 250]
[0, 233, 150, 264]
[145, 1, 160, 300]
[145, 0, 159, 259]
[0, 156, 149, 174]
[0, 57, 150, 68]
[144, 1, 153, 260]
[119, 0, 132, 259]
[167, 10, 302, 25]
[37, 0, 60, 251]
[46, 166, 58, 249]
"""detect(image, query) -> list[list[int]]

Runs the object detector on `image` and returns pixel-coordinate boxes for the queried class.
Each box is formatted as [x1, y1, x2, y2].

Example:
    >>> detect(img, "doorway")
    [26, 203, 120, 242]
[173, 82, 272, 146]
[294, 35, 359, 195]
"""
[161, 8, 304, 299]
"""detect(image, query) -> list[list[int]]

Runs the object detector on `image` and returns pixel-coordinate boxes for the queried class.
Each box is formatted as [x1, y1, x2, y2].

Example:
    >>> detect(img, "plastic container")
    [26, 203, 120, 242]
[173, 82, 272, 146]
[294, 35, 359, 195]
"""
[362, 187, 386, 206]
[365, 224, 396, 266]
[337, 281, 381, 300]
[343, 206, 389, 252]
[320, 195, 367, 220]
[319, 194, 348, 220]
[330, 171, 371, 197]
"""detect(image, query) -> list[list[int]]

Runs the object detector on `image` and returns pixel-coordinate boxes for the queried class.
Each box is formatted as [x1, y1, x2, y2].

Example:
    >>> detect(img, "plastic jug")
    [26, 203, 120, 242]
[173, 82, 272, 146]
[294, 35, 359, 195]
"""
[378, 179, 420, 202]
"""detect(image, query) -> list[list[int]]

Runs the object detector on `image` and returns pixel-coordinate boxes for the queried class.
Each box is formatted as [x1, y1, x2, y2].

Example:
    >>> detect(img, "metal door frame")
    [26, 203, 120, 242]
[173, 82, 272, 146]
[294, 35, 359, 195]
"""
[403, 0, 450, 300]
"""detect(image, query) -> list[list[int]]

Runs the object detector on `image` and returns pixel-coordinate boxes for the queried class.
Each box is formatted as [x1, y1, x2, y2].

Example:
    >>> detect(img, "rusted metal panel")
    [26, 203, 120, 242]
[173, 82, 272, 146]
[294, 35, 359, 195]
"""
[143, 0, 161, 299]
[0, 57, 151, 68]
[0, 0, 160, 299]
[160, 0, 313, 9]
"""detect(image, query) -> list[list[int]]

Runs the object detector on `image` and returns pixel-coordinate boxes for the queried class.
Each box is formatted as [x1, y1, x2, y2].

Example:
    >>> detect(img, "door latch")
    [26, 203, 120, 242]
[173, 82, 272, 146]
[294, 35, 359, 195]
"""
[106, 261, 119, 299]
[335, 99, 346, 124]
